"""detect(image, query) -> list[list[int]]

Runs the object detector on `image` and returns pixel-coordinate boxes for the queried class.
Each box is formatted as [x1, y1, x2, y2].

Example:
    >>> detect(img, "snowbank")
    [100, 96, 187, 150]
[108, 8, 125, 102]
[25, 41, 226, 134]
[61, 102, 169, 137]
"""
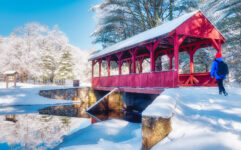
[57, 119, 142, 150]
[142, 89, 177, 118]
[151, 87, 241, 150]
[0, 82, 86, 106]
[51, 87, 241, 150]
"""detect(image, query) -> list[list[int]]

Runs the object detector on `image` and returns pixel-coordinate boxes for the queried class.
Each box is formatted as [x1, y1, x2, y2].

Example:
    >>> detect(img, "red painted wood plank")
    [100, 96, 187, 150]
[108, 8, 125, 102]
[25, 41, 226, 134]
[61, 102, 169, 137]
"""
[92, 71, 178, 88]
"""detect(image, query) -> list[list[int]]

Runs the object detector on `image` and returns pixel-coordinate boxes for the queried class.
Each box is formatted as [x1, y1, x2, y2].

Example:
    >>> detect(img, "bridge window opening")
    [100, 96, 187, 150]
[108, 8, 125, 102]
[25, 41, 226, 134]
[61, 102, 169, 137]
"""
[163, 55, 170, 71]
[155, 55, 170, 71]
[179, 51, 190, 74]
[155, 56, 162, 71]
[101, 60, 108, 77]
[110, 61, 118, 76]
[194, 47, 216, 73]
[121, 62, 129, 75]
[142, 58, 150, 73]
[93, 62, 99, 77]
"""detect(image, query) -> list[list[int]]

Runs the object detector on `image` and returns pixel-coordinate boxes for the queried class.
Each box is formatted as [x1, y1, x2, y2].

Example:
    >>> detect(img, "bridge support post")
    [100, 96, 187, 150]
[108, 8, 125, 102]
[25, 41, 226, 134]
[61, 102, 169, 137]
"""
[145, 39, 160, 72]
[118, 61, 123, 75]
[116, 52, 123, 75]
[107, 56, 111, 76]
[174, 34, 179, 74]
[130, 48, 138, 74]
[169, 56, 173, 70]
[190, 52, 194, 73]
[127, 60, 132, 74]
[210, 39, 222, 54]
[92, 60, 94, 78]
[167, 51, 173, 70]
[174, 34, 187, 86]
[138, 57, 144, 73]
[98, 59, 102, 77]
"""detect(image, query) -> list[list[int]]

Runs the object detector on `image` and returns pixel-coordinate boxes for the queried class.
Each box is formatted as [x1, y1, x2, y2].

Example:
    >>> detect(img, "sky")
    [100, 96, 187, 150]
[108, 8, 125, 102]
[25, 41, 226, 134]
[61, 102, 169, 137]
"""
[0, 0, 103, 50]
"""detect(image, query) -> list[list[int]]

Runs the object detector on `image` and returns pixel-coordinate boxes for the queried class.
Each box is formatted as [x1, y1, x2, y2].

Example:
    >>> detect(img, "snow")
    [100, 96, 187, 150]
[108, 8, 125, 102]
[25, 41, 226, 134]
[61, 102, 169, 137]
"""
[54, 87, 241, 150]
[3, 70, 17, 75]
[89, 10, 199, 60]
[0, 82, 80, 106]
[148, 87, 241, 150]
[56, 119, 142, 150]
[142, 93, 176, 118]
[1, 81, 240, 149]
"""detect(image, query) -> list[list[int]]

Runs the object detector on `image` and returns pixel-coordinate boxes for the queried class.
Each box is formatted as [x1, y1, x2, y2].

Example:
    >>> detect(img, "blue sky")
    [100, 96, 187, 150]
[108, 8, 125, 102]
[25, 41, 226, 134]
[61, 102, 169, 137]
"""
[0, 0, 103, 50]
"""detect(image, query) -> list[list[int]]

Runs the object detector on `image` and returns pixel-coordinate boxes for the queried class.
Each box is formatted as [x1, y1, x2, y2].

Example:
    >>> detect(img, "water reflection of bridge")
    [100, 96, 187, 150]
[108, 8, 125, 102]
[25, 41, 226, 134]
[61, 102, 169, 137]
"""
[39, 104, 141, 123]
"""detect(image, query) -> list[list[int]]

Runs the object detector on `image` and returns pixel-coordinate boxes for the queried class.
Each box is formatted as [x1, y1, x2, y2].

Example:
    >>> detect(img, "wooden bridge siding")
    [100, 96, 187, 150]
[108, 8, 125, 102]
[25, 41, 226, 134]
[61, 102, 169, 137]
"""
[92, 71, 178, 88]
[93, 72, 217, 88]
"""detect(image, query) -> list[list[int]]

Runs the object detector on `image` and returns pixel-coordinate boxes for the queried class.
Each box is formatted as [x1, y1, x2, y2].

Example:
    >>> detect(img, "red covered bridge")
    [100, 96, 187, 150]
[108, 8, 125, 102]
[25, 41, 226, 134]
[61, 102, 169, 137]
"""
[89, 10, 225, 94]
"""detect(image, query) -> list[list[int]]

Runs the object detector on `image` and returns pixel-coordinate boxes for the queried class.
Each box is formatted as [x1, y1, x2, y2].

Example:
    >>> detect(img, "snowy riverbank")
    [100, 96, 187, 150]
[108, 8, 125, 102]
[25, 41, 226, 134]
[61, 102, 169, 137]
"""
[1, 82, 240, 149]
[0, 82, 84, 107]
[150, 87, 241, 150]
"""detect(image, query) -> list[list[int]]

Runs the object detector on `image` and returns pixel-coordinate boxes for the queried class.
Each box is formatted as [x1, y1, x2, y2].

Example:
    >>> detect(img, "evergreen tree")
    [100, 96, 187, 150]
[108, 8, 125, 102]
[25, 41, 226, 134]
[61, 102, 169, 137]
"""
[41, 49, 59, 83]
[56, 50, 74, 80]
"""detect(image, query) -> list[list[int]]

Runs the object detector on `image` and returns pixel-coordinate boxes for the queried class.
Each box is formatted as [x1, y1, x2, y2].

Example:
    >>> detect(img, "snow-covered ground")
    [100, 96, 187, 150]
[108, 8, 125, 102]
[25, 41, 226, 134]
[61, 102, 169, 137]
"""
[57, 87, 241, 150]
[150, 87, 241, 150]
[0, 82, 83, 106]
[1, 82, 240, 149]
[57, 119, 142, 150]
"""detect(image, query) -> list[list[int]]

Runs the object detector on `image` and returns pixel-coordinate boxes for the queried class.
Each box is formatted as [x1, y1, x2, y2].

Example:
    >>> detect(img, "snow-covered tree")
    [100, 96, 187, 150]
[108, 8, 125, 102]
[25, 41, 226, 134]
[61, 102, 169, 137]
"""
[56, 49, 74, 81]
[90, 0, 197, 48]
[196, 0, 241, 82]
[70, 46, 92, 83]
[0, 22, 92, 84]
[38, 26, 68, 83]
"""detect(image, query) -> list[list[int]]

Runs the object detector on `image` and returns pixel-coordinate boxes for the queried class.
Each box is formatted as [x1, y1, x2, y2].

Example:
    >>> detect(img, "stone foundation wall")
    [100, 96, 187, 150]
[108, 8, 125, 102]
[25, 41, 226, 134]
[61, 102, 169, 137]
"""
[39, 87, 97, 106]
[142, 116, 172, 150]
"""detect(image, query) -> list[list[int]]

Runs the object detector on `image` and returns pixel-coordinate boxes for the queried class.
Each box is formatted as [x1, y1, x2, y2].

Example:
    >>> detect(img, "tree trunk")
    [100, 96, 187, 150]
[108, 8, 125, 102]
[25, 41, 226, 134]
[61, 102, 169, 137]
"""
[169, 0, 174, 20]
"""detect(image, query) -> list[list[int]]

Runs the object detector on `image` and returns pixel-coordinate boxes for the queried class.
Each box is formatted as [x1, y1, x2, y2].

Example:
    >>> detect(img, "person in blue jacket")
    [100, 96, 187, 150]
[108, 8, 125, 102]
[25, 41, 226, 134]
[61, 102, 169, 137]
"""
[211, 53, 228, 96]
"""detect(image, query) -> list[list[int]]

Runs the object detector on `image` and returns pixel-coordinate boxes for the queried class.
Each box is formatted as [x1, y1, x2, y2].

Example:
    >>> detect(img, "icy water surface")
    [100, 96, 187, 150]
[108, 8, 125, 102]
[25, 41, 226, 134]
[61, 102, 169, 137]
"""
[0, 104, 141, 150]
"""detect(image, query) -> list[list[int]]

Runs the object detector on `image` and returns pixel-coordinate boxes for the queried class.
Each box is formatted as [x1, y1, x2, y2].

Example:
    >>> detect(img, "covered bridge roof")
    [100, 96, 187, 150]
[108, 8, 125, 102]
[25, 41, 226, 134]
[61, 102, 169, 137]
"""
[89, 10, 225, 61]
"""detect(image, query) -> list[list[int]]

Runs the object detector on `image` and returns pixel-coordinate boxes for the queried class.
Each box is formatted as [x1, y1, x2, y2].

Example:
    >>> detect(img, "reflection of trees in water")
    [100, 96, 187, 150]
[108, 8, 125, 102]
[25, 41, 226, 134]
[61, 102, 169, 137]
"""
[0, 114, 79, 149]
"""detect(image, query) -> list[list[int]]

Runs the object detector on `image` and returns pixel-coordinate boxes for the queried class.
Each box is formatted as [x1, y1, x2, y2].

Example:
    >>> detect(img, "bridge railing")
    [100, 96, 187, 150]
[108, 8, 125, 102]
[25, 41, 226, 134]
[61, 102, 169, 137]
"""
[179, 72, 217, 87]
[92, 70, 178, 88]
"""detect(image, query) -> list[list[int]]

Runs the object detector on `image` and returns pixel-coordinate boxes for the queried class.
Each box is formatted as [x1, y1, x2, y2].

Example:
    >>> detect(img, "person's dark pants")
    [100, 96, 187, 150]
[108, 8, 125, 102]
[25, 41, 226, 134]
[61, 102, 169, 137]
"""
[216, 79, 226, 94]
